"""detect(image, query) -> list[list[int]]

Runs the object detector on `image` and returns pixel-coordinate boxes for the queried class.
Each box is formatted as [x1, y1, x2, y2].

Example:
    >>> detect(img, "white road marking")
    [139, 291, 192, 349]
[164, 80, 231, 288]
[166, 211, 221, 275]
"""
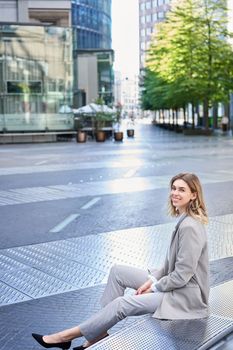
[124, 168, 138, 178]
[50, 214, 80, 233]
[81, 197, 101, 210]
[35, 161, 47, 165]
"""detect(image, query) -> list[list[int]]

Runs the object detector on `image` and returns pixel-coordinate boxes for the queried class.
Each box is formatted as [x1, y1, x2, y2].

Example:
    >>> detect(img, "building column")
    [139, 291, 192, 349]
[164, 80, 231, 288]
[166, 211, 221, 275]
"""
[17, 0, 29, 22]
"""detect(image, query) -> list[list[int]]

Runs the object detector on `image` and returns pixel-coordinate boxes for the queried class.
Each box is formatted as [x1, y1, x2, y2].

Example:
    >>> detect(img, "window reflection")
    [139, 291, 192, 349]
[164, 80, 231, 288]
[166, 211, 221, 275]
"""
[0, 25, 73, 132]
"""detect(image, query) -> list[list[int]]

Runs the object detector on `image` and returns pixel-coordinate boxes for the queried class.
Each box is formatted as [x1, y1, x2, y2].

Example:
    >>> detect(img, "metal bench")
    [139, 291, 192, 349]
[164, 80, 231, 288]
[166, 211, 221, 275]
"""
[91, 280, 233, 350]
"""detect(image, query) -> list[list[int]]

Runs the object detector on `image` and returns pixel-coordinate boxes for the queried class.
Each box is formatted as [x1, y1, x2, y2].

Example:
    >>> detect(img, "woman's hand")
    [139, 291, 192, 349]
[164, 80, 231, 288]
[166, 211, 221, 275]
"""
[135, 279, 153, 295]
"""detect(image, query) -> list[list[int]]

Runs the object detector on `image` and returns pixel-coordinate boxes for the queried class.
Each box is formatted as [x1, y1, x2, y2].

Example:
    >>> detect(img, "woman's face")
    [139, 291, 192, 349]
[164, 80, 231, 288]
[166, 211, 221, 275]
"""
[171, 179, 196, 214]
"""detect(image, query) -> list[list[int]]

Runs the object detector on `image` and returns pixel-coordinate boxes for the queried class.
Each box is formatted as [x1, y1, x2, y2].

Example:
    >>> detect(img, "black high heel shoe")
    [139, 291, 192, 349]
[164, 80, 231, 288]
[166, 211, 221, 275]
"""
[72, 333, 109, 350]
[32, 333, 71, 349]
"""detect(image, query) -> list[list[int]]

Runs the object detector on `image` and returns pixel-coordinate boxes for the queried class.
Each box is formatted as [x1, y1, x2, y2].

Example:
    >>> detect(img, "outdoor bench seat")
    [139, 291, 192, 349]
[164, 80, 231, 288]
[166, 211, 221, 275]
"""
[91, 280, 233, 350]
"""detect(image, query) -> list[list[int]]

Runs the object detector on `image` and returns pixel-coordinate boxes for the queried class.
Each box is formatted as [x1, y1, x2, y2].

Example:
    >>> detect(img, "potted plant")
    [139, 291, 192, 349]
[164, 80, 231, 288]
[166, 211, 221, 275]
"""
[74, 116, 87, 143]
[114, 102, 124, 142]
[127, 112, 135, 137]
[95, 112, 114, 142]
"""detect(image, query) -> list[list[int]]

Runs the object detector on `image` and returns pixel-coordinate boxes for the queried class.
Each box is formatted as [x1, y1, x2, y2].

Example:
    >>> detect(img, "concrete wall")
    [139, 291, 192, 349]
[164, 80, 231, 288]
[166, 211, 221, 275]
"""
[0, 0, 70, 25]
[28, 0, 70, 10]
[0, 0, 21, 22]
[77, 54, 98, 105]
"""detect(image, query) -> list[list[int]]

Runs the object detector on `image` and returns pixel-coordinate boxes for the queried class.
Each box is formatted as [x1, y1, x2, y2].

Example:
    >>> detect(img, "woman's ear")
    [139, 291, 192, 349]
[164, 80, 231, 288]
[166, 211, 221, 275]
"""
[191, 192, 197, 200]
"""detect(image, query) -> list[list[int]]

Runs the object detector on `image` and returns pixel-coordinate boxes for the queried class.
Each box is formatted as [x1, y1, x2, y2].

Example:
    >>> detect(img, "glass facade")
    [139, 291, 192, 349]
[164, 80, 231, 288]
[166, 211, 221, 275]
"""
[97, 51, 114, 105]
[0, 24, 73, 132]
[72, 0, 112, 49]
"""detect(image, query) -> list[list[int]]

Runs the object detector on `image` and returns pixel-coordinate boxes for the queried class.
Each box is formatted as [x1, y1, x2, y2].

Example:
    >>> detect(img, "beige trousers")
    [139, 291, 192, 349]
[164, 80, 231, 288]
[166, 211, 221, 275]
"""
[79, 264, 164, 341]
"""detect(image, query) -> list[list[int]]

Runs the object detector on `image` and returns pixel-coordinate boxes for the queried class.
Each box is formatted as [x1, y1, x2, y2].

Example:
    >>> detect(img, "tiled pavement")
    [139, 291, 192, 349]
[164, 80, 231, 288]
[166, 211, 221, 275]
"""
[1, 124, 233, 349]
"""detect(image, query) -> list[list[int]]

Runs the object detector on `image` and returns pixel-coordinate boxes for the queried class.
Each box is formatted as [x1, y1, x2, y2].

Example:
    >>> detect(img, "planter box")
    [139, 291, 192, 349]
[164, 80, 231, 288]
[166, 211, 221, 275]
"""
[183, 128, 213, 136]
[114, 131, 124, 142]
[76, 131, 87, 143]
[127, 129, 134, 137]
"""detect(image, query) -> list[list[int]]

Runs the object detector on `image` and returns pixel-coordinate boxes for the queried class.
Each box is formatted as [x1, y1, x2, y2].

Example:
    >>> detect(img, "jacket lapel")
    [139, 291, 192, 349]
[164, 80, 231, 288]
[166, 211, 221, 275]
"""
[170, 214, 188, 246]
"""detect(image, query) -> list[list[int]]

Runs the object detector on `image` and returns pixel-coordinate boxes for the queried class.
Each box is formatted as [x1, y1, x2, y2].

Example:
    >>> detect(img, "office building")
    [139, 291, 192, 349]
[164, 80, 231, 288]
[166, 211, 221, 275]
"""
[139, 0, 170, 69]
[72, 0, 114, 106]
[0, 1, 73, 134]
[72, 0, 112, 50]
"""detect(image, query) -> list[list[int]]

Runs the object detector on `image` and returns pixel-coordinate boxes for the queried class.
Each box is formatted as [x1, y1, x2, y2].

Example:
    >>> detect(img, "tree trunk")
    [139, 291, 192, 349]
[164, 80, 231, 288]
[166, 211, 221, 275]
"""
[183, 106, 187, 128]
[224, 102, 230, 119]
[196, 104, 201, 127]
[191, 104, 195, 129]
[213, 103, 218, 129]
[203, 99, 209, 130]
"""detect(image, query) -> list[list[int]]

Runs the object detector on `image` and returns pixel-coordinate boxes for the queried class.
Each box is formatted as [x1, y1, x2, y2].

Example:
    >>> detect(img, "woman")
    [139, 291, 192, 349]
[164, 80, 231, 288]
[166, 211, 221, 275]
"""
[32, 173, 209, 350]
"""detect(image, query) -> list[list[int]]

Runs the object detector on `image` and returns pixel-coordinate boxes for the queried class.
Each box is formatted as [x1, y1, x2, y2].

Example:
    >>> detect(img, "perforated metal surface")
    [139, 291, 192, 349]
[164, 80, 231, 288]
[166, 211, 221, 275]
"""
[0, 281, 31, 305]
[210, 281, 233, 319]
[91, 316, 233, 350]
[0, 268, 75, 298]
[0, 216, 233, 305]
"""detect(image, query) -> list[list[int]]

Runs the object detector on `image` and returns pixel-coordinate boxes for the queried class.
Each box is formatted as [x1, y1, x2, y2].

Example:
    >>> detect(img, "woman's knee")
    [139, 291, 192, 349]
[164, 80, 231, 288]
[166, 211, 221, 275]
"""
[113, 296, 128, 321]
[109, 264, 124, 282]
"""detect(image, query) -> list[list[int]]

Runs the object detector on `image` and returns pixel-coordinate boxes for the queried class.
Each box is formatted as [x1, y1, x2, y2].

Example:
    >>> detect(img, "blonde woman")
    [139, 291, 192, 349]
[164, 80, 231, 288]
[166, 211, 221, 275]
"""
[32, 173, 209, 350]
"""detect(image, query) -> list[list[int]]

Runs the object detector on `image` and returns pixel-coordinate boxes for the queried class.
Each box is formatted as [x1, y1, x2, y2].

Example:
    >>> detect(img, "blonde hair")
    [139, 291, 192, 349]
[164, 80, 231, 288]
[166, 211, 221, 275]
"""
[168, 173, 208, 224]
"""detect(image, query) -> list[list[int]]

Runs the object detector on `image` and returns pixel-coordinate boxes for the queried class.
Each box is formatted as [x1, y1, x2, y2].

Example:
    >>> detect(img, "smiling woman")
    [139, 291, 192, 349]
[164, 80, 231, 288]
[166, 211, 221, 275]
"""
[169, 173, 208, 224]
[32, 172, 210, 350]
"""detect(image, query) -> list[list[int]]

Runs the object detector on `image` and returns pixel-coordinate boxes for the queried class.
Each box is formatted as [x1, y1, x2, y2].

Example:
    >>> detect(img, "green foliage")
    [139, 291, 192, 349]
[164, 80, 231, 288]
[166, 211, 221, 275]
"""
[95, 112, 115, 130]
[143, 0, 233, 127]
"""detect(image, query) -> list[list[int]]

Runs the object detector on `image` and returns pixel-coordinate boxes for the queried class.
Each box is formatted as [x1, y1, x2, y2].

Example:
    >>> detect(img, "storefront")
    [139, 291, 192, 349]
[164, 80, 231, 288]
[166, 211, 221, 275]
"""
[0, 24, 73, 132]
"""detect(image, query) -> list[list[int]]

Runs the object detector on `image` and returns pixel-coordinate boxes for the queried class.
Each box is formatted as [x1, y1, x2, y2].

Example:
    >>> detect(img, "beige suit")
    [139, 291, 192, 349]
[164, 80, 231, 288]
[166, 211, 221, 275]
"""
[151, 214, 210, 319]
[79, 215, 209, 341]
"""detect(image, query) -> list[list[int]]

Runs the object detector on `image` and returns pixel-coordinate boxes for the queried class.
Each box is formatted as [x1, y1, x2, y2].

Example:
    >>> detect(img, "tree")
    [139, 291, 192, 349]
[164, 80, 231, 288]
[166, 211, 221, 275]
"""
[144, 0, 233, 130]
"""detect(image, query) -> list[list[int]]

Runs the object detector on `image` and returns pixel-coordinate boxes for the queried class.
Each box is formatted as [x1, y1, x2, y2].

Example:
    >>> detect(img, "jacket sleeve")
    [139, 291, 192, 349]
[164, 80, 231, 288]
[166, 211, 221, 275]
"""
[155, 224, 203, 292]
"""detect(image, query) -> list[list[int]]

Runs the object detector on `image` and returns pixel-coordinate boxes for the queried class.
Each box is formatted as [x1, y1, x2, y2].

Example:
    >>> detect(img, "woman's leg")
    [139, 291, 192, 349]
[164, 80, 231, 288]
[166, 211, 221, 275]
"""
[80, 291, 164, 342]
[41, 265, 151, 347]
[101, 264, 149, 307]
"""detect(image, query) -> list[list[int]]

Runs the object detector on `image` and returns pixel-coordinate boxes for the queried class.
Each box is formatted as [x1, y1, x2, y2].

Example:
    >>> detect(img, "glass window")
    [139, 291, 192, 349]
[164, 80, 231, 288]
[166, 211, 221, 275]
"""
[140, 2, 145, 10]
[146, 27, 152, 35]
[146, 14, 151, 22]
[141, 16, 146, 24]
[152, 13, 157, 21]
[152, 0, 157, 7]
[146, 1, 151, 9]
[158, 0, 163, 5]
[140, 28, 146, 36]
[140, 54, 145, 64]
[0, 25, 73, 131]
[140, 42, 145, 50]
[158, 11, 164, 18]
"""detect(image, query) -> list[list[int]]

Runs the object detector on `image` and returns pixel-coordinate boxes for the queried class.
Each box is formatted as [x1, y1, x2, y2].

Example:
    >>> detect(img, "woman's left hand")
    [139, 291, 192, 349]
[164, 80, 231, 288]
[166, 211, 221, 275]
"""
[135, 279, 152, 295]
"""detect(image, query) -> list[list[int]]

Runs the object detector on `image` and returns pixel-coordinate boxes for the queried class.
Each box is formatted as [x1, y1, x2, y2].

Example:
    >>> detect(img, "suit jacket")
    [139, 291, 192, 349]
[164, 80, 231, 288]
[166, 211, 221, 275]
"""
[151, 214, 209, 320]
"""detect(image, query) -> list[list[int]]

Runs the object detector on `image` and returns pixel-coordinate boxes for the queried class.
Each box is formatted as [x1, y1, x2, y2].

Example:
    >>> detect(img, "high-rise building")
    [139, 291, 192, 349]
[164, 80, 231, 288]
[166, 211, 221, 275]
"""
[72, 0, 112, 50]
[71, 0, 114, 107]
[139, 0, 170, 70]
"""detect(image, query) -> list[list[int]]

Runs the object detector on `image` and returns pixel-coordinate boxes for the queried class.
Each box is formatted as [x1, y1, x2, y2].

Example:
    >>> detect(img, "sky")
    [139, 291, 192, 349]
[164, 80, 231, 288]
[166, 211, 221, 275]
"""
[112, 0, 139, 79]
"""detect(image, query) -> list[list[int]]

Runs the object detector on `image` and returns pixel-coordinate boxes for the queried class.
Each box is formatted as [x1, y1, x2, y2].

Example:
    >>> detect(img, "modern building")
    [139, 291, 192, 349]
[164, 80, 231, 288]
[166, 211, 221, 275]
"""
[0, 0, 114, 138]
[72, 0, 114, 107]
[74, 49, 114, 107]
[114, 74, 140, 118]
[72, 0, 112, 50]
[0, 1, 73, 134]
[139, 0, 170, 70]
